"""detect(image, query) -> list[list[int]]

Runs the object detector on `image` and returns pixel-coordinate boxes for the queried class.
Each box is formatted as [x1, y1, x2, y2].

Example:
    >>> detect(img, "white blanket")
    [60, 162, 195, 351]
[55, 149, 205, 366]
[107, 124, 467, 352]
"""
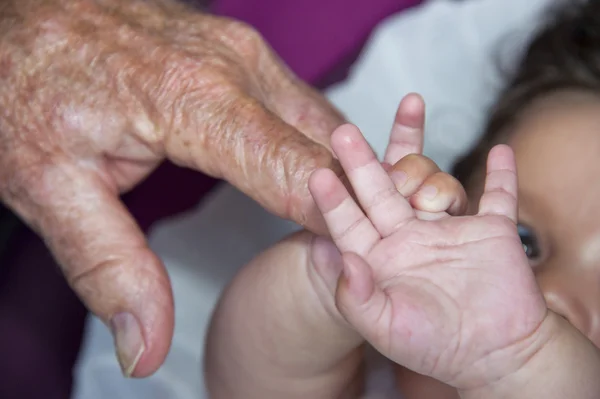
[72, 0, 554, 397]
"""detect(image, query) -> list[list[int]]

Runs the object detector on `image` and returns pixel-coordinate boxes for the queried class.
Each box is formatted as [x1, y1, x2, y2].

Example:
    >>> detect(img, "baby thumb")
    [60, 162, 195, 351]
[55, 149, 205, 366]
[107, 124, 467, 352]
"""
[5, 164, 174, 378]
[335, 252, 387, 340]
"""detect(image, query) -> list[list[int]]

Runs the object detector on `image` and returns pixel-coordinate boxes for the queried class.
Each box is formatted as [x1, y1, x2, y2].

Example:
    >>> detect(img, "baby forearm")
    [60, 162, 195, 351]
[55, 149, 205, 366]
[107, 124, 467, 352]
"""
[459, 312, 600, 399]
[205, 231, 364, 399]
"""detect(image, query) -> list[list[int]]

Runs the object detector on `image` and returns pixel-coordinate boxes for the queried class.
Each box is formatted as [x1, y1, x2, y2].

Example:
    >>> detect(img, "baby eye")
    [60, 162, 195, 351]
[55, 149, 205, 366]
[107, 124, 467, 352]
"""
[517, 223, 541, 260]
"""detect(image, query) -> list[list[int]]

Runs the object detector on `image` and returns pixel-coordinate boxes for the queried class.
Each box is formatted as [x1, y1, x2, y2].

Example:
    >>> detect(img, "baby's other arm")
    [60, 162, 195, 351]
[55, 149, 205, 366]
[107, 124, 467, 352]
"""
[205, 230, 365, 399]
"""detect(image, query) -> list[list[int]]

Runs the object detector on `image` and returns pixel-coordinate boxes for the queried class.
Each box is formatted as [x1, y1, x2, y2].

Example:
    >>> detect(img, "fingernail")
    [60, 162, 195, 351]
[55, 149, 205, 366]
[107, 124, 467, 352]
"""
[110, 312, 145, 377]
[390, 170, 408, 189]
[418, 185, 438, 200]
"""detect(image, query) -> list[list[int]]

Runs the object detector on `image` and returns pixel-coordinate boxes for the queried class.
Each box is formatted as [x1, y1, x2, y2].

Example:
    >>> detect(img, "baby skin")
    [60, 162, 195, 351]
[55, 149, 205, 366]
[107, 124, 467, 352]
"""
[205, 93, 600, 399]
[394, 90, 600, 398]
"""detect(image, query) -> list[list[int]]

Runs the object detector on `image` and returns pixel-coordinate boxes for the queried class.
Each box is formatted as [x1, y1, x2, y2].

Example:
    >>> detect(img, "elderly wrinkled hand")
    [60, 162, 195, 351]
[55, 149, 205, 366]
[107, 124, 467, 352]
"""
[0, 0, 344, 377]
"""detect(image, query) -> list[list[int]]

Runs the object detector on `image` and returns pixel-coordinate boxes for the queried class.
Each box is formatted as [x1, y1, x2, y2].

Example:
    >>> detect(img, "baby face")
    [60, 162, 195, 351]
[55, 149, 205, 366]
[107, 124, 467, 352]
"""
[473, 90, 600, 347]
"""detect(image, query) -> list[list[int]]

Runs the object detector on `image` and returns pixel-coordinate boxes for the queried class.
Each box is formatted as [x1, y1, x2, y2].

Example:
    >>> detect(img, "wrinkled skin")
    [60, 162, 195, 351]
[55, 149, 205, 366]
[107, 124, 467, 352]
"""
[0, 0, 345, 377]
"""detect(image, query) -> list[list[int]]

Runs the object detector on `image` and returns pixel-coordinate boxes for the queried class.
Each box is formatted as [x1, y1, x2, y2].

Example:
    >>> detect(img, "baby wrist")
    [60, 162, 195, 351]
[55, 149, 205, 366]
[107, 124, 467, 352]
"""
[459, 311, 600, 399]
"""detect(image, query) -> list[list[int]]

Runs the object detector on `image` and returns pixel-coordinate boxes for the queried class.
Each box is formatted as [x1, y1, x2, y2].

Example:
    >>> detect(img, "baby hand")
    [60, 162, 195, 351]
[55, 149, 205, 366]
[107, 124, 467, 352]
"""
[308, 94, 467, 328]
[308, 123, 548, 390]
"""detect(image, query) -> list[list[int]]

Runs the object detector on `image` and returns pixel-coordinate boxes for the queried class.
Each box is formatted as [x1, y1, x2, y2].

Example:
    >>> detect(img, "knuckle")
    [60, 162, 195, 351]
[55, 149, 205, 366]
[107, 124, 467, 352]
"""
[284, 146, 333, 193]
[277, 144, 333, 223]
[160, 49, 247, 107]
[220, 19, 265, 52]
[393, 153, 439, 178]
[486, 167, 518, 182]
[215, 19, 268, 69]
[364, 186, 398, 211]
[68, 249, 166, 319]
[331, 216, 370, 242]
[430, 172, 461, 192]
[485, 186, 516, 202]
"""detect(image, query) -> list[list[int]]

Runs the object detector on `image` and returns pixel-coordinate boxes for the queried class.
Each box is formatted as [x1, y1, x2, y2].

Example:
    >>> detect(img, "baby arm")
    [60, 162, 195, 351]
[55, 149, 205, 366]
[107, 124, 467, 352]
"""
[459, 312, 600, 399]
[204, 230, 365, 399]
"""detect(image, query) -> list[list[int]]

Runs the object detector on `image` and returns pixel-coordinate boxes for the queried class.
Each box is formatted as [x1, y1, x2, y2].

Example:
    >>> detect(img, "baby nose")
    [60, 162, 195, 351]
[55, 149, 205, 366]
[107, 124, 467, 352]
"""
[537, 268, 600, 346]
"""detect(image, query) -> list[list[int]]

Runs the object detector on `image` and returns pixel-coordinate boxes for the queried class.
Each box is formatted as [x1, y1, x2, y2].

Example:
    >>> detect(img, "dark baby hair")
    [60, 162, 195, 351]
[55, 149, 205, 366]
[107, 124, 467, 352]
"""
[452, 0, 600, 189]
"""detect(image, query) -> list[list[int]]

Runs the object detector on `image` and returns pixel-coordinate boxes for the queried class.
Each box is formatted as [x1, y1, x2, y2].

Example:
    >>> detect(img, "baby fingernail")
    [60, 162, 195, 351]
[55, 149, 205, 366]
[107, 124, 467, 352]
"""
[418, 185, 438, 200]
[390, 171, 408, 189]
[110, 312, 145, 377]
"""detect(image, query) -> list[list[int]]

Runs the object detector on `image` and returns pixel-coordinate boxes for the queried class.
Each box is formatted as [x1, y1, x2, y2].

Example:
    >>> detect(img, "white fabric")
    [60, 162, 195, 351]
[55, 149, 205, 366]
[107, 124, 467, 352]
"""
[71, 0, 554, 398]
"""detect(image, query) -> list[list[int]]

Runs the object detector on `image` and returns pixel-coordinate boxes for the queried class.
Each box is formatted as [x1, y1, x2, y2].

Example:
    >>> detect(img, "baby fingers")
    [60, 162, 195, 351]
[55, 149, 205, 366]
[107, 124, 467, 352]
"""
[410, 172, 468, 216]
[389, 155, 468, 216]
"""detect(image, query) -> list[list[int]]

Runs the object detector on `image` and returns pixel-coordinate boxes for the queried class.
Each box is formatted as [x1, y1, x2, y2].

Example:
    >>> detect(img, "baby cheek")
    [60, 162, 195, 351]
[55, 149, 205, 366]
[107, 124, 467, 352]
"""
[579, 233, 600, 267]
[534, 262, 600, 348]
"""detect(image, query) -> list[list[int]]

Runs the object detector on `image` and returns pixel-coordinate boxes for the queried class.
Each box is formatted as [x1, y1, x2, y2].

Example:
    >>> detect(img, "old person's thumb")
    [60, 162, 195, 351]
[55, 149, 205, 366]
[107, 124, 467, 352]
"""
[3, 163, 174, 378]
